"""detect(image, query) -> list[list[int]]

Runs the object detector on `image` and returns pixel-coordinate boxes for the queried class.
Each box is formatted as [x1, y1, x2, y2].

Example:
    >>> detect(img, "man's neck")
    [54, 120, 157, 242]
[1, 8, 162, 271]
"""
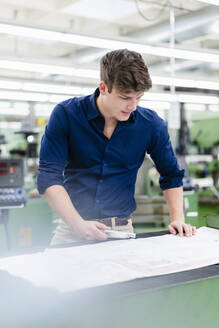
[96, 95, 117, 139]
[96, 95, 117, 126]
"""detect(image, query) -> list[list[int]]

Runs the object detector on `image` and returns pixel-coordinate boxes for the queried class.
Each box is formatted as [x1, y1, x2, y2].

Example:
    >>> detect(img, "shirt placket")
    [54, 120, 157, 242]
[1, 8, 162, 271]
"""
[94, 137, 111, 210]
[94, 123, 126, 212]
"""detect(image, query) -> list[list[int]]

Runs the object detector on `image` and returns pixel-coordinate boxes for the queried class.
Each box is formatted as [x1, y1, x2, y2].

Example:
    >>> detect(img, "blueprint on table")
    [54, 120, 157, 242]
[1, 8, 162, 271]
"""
[0, 227, 219, 292]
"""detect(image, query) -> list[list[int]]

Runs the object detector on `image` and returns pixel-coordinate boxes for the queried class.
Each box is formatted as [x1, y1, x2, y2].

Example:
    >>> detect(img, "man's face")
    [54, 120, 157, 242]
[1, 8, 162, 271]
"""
[100, 83, 144, 121]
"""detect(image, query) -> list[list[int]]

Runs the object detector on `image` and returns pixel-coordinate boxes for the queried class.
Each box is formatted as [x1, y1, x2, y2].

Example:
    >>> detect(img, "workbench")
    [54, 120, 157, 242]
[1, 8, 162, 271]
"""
[1, 231, 219, 328]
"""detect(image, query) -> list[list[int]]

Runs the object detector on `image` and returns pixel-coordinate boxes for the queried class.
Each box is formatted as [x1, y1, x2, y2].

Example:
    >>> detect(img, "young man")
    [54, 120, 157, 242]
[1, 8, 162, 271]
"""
[37, 49, 196, 245]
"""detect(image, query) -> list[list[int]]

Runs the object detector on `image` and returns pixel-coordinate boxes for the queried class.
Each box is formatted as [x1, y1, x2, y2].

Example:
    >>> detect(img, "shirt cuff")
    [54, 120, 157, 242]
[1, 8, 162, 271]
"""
[37, 171, 64, 194]
[37, 161, 65, 194]
[159, 169, 184, 190]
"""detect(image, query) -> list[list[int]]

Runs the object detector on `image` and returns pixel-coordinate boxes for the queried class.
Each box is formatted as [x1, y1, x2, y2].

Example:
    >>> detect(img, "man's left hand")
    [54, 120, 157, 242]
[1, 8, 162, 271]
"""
[168, 220, 196, 237]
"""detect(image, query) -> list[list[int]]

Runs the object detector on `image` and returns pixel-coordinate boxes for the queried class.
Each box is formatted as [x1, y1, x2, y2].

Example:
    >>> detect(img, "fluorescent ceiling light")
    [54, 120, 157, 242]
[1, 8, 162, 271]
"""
[1, 65, 219, 93]
[0, 91, 50, 102]
[0, 79, 94, 95]
[142, 92, 219, 105]
[23, 83, 82, 94]
[0, 59, 99, 78]
[209, 20, 219, 33]
[0, 23, 219, 64]
[0, 90, 78, 103]
[196, 0, 219, 5]
[22, 84, 94, 95]
[0, 90, 218, 105]
[152, 76, 219, 91]
[1, 58, 219, 92]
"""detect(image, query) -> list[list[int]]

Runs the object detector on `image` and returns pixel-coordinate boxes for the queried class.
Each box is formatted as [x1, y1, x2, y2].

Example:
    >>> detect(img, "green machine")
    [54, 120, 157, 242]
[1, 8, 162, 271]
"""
[190, 113, 219, 192]
[0, 197, 56, 252]
[133, 156, 199, 231]
[189, 114, 219, 228]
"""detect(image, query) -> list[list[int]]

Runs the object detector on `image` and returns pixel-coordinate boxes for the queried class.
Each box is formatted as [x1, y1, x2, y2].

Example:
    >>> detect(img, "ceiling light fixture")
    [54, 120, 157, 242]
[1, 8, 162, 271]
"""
[141, 93, 219, 105]
[0, 59, 99, 78]
[152, 76, 219, 91]
[0, 79, 95, 95]
[0, 90, 218, 105]
[195, 0, 219, 6]
[0, 23, 219, 64]
[1, 71, 219, 94]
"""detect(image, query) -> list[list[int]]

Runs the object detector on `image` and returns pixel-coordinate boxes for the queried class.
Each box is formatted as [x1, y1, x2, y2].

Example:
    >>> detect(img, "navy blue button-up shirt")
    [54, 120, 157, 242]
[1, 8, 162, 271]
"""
[37, 88, 184, 220]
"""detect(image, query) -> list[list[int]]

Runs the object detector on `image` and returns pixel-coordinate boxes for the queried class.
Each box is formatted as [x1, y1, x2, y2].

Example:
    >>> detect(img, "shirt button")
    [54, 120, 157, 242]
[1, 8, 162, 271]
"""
[99, 179, 103, 183]
[96, 199, 100, 203]
[103, 162, 108, 166]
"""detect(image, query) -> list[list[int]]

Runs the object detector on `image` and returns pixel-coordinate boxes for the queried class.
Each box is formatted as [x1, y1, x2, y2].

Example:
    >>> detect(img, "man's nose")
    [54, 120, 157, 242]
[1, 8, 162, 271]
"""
[127, 100, 137, 111]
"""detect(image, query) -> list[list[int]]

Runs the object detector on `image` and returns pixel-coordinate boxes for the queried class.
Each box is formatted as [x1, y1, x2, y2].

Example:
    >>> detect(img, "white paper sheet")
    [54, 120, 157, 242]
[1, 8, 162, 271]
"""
[0, 227, 219, 293]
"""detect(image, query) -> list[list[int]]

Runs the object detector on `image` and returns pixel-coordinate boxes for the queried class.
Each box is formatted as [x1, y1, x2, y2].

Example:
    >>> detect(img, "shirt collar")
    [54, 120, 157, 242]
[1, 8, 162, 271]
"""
[87, 88, 136, 123]
[87, 88, 101, 120]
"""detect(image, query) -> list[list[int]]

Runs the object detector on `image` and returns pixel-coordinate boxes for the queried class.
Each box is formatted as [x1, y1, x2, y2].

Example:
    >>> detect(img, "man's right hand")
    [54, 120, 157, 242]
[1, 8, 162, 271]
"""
[44, 186, 110, 242]
[73, 220, 110, 241]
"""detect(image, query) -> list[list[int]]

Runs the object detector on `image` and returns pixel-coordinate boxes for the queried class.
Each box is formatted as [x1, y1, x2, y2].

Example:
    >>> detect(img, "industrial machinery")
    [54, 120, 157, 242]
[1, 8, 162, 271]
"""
[190, 115, 219, 195]
[0, 159, 26, 249]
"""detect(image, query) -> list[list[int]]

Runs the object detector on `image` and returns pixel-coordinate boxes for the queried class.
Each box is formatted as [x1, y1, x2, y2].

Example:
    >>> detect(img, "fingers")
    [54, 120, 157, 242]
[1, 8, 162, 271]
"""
[93, 227, 108, 241]
[92, 222, 110, 240]
[169, 221, 196, 237]
[182, 223, 191, 237]
[168, 225, 177, 235]
[84, 222, 109, 241]
[95, 222, 110, 231]
[177, 224, 184, 237]
[168, 223, 183, 237]
[192, 226, 197, 235]
[182, 223, 197, 237]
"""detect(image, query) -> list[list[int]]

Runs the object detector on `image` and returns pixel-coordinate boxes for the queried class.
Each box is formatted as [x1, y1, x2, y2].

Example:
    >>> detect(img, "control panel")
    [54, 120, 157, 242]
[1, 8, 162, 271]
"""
[0, 159, 24, 187]
[0, 187, 26, 207]
[0, 159, 26, 208]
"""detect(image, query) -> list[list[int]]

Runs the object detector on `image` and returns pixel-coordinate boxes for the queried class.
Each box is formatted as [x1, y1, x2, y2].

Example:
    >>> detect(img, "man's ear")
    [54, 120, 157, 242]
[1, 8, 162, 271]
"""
[99, 81, 108, 95]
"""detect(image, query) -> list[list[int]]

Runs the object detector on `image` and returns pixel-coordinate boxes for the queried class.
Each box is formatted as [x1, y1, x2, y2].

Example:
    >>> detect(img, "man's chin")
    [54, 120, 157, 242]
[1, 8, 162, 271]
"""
[118, 117, 130, 122]
[119, 112, 131, 121]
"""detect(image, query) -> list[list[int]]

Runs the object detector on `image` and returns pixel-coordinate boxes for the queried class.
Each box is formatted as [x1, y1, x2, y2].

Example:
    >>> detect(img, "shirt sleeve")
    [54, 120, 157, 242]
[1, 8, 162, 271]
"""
[147, 116, 184, 190]
[37, 104, 69, 194]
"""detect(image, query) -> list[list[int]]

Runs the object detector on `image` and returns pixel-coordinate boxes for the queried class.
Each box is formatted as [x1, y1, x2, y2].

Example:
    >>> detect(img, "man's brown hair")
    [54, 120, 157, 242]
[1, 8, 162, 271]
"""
[100, 49, 152, 93]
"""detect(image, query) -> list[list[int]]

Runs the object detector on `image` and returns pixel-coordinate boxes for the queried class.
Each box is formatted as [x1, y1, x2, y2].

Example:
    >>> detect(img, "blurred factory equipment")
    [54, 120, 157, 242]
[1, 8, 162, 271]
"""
[0, 158, 26, 250]
[190, 115, 219, 198]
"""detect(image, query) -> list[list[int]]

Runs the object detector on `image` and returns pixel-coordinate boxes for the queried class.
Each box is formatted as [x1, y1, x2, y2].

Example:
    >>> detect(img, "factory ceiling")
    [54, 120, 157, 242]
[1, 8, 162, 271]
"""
[0, 0, 218, 96]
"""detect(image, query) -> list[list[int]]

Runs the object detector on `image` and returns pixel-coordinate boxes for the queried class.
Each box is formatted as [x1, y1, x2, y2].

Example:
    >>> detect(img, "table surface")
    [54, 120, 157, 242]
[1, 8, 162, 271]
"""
[1, 230, 219, 328]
